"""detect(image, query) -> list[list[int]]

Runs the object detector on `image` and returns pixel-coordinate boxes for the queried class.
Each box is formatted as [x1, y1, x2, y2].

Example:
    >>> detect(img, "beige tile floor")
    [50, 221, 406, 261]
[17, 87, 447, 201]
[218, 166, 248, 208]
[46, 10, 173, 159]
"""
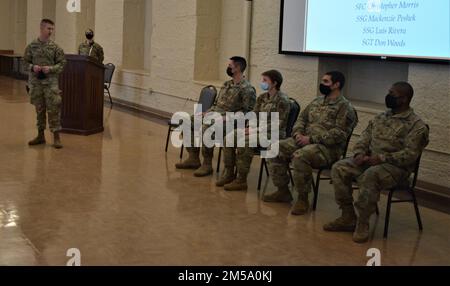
[0, 76, 449, 266]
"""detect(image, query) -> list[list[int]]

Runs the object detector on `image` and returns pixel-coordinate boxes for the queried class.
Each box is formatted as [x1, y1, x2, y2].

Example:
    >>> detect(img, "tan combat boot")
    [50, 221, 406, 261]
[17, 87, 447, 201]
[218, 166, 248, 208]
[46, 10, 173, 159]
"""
[353, 220, 370, 244]
[323, 205, 357, 232]
[175, 151, 201, 170]
[291, 192, 310, 216]
[216, 168, 236, 187]
[224, 174, 248, 192]
[194, 157, 213, 177]
[263, 186, 293, 203]
[52, 132, 63, 149]
[28, 130, 46, 146]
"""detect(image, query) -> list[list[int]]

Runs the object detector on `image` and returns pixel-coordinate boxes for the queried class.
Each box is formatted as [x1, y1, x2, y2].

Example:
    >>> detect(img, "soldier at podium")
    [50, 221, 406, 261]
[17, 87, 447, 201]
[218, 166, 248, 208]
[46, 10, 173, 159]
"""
[24, 18, 66, 149]
[78, 29, 104, 64]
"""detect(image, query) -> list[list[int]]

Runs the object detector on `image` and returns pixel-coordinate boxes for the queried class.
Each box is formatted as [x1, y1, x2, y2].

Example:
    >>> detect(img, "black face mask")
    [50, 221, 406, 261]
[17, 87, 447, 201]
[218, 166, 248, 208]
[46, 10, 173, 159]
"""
[226, 67, 234, 77]
[385, 94, 400, 109]
[319, 84, 332, 96]
[86, 33, 94, 40]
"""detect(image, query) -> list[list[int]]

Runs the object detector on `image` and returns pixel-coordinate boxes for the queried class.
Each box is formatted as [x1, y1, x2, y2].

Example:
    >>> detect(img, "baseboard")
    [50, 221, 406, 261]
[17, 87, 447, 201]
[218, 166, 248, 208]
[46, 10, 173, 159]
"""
[106, 96, 172, 123]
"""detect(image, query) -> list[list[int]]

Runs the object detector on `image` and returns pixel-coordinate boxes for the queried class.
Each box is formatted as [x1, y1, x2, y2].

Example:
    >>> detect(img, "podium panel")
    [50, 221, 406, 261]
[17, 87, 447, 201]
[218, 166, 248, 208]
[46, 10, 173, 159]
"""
[59, 55, 105, 135]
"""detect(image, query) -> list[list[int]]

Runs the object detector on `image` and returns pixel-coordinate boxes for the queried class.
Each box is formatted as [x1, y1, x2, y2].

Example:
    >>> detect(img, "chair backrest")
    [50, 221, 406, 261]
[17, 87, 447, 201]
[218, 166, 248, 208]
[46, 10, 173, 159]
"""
[342, 109, 359, 158]
[196, 85, 218, 113]
[286, 98, 301, 138]
[409, 124, 430, 189]
[104, 63, 116, 86]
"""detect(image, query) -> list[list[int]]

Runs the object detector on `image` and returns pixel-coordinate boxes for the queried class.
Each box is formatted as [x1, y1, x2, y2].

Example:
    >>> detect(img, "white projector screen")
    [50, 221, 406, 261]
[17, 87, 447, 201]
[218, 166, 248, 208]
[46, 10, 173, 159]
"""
[279, 0, 450, 63]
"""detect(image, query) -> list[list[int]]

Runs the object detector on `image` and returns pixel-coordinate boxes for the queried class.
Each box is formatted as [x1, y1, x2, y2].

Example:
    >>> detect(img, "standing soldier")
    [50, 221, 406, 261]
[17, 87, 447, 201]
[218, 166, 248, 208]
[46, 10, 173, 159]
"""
[24, 19, 66, 149]
[324, 82, 429, 243]
[264, 71, 358, 216]
[218, 70, 291, 191]
[175, 56, 256, 177]
[78, 29, 104, 64]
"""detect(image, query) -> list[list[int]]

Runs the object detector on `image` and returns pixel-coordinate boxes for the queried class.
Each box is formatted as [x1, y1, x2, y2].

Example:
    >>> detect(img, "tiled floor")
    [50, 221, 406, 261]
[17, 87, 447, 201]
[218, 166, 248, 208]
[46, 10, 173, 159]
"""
[1, 76, 449, 266]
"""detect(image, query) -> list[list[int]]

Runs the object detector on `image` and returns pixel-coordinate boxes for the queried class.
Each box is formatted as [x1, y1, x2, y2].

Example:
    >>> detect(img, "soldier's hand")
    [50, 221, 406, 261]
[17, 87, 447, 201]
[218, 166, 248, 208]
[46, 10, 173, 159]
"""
[294, 134, 303, 146]
[367, 155, 383, 166]
[33, 65, 42, 73]
[299, 136, 311, 146]
[42, 66, 51, 74]
[353, 154, 367, 166]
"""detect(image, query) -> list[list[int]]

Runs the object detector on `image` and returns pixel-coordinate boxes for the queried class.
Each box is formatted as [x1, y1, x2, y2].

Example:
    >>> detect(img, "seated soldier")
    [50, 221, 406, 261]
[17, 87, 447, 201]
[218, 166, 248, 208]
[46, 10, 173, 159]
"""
[324, 82, 429, 244]
[264, 71, 358, 216]
[217, 70, 291, 191]
[175, 57, 256, 177]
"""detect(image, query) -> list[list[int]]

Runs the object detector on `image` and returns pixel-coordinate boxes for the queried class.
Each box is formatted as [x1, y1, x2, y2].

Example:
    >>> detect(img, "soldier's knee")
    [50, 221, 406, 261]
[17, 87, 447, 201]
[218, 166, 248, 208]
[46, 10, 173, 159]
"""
[331, 160, 347, 177]
[236, 146, 250, 157]
[359, 166, 385, 186]
[292, 147, 315, 165]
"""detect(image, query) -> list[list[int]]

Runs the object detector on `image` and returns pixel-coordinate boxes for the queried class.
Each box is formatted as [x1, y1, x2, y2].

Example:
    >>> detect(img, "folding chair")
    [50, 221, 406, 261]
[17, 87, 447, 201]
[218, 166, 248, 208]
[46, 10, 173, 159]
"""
[104, 63, 116, 106]
[165, 85, 217, 158]
[382, 153, 425, 238]
[257, 98, 301, 191]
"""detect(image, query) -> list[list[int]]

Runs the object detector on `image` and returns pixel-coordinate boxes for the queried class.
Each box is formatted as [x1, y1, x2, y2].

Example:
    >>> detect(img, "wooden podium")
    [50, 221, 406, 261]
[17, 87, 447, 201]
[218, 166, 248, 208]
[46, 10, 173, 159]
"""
[59, 54, 105, 135]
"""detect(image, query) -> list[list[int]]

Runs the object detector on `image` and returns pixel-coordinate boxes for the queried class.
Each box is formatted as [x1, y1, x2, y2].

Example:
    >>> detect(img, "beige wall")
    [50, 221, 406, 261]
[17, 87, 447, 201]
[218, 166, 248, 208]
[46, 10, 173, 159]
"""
[6, 0, 450, 191]
[194, 0, 222, 81]
[95, 0, 125, 66]
[0, 0, 15, 51]
[55, 0, 77, 53]
[219, 0, 246, 82]
[13, 0, 28, 53]
[76, 0, 96, 49]
[26, 0, 44, 44]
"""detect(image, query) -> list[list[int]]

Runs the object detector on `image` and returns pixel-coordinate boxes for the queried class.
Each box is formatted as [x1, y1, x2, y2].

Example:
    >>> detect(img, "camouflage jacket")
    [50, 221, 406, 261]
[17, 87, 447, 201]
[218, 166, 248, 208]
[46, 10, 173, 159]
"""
[254, 91, 291, 139]
[78, 41, 104, 64]
[293, 95, 358, 154]
[209, 79, 256, 115]
[353, 108, 429, 173]
[23, 38, 66, 85]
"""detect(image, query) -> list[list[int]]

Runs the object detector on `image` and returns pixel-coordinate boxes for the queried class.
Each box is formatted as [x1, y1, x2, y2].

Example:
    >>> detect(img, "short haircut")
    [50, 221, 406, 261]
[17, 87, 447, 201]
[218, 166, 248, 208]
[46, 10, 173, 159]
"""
[325, 71, 346, 90]
[262, 70, 283, 90]
[393, 81, 414, 100]
[41, 19, 55, 26]
[230, 56, 247, 73]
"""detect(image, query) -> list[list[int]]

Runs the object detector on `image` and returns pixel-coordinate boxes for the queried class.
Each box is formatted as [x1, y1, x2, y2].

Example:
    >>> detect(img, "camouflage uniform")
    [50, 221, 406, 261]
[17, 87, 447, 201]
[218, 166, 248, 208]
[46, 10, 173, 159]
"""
[78, 41, 104, 64]
[331, 108, 429, 222]
[268, 95, 357, 198]
[186, 79, 256, 162]
[24, 38, 66, 133]
[223, 91, 291, 182]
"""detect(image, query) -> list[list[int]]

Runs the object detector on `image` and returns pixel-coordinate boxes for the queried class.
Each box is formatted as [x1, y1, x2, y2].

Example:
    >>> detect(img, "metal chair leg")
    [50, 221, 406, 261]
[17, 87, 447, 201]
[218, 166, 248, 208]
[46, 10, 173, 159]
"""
[257, 159, 264, 191]
[312, 170, 322, 211]
[165, 127, 172, 152]
[107, 88, 113, 106]
[180, 144, 184, 159]
[216, 147, 222, 173]
[411, 189, 423, 231]
[288, 168, 294, 186]
[264, 159, 269, 176]
[384, 190, 395, 238]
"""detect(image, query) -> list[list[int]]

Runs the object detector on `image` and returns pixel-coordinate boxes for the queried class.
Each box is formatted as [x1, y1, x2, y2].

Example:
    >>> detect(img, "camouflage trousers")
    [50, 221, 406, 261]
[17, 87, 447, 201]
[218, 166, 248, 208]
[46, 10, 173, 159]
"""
[268, 138, 338, 195]
[223, 132, 256, 179]
[29, 82, 62, 133]
[331, 158, 409, 222]
[185, 115, 231, 161]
